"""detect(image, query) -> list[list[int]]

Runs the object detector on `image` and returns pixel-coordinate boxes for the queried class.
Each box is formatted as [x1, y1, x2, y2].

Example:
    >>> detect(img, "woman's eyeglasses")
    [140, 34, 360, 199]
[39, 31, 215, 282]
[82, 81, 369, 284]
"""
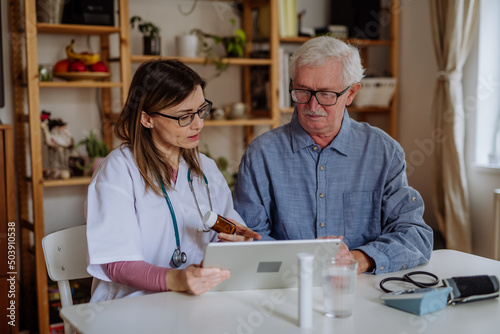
[153, 99, 213, 127]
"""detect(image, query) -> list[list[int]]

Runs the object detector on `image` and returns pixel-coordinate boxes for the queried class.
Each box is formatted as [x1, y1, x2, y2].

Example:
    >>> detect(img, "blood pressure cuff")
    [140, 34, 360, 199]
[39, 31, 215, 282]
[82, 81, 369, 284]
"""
[443, 275, 500, 304]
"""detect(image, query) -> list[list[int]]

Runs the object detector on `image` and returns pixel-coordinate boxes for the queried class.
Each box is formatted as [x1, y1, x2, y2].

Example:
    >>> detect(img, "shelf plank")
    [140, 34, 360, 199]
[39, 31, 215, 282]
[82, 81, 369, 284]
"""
[280, 37, 391, 47]
[131, 55, 272, 66]
[37, 23, 121, 35]
[349, 106, 391, 113]
[43, 176, 93, 187]
[281, 107, 295, 113]
[204, 118, 274, 126]
[39, 81, 123, 88]
[106, 115, 274, 127]
[280, 107, 391, 113]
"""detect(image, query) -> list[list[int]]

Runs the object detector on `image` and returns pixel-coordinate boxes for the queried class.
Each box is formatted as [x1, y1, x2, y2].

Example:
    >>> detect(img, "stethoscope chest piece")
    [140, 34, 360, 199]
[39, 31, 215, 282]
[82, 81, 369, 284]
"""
[171, 246, 187, 268]
[161, 169, 212, 269]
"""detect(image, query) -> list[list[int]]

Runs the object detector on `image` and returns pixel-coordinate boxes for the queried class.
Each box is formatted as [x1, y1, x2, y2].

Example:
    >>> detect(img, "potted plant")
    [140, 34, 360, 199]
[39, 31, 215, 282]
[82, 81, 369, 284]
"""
[202, 147, 236, 187]
[77, 131, 110, 174]
[190, 19, 246, 76]
[130, 15, 161, 55]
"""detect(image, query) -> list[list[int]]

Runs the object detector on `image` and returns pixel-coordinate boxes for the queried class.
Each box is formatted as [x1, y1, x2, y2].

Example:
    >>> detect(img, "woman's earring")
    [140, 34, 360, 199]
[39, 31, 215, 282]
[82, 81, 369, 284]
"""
[150, 125, 153, 129]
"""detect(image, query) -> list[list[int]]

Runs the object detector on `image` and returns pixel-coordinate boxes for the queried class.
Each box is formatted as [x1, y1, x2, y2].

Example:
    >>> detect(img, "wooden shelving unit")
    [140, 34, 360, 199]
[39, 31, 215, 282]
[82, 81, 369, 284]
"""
[11, 1, 131, 332]
[0, 125, 17, 334]
[10, 1, 399, 332]
[130, 55, 272, 66]
[275, 1, 400, 138]
[39, 81, 124, 88]
[130, 1, 280, 144]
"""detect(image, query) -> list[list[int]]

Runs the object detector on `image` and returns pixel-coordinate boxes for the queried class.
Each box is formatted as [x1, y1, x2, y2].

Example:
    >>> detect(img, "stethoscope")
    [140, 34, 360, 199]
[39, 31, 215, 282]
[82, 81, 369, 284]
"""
[379, 271, 440, 293]
[159, 169, 213, 268]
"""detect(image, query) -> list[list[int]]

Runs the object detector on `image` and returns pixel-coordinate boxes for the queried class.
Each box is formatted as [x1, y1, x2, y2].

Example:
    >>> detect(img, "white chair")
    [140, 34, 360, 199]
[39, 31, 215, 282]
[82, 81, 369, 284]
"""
[42, 225, 91, 334]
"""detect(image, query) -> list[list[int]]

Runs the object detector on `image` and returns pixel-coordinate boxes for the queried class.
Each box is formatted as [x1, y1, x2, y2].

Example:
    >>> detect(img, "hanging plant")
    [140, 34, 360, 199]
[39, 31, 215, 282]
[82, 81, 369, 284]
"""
[190, 19, 246, 77]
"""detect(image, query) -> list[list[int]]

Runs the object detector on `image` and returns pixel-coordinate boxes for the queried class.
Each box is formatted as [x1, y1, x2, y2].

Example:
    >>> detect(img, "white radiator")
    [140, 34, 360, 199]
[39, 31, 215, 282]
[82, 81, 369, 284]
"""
[494, 189, 500, 260]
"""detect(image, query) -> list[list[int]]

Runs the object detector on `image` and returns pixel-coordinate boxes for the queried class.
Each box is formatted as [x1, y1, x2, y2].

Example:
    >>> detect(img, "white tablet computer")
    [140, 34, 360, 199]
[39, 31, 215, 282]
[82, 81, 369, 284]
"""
[203, 239, 342, 291]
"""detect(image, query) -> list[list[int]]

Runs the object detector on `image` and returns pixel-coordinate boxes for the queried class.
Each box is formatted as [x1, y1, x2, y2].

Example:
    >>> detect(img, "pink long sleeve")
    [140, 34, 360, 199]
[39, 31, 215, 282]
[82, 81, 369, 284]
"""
[106, 261, 170, 292]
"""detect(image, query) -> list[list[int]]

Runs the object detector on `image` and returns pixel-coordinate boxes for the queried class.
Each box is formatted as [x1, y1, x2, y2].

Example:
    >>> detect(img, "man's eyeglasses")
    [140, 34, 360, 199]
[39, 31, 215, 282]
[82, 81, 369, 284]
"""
[153, 99, 212, 127]
[289, 86, 351, 106]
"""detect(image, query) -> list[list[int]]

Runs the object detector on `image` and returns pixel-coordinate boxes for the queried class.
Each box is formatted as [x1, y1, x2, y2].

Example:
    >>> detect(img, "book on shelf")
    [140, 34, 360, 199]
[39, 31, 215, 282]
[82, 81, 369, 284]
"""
[285, 0, 298, 37]
[279, 47, 293, 109]
[250, 51, 271, 112]
[279, 0, 298, 38]
[278, 0, 286, 37]
[257, 6, 271, 38]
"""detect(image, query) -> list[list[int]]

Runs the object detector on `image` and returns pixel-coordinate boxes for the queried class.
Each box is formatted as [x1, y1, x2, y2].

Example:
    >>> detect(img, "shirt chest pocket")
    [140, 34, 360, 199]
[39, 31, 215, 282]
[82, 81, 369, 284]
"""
[342, 191, 381, 248]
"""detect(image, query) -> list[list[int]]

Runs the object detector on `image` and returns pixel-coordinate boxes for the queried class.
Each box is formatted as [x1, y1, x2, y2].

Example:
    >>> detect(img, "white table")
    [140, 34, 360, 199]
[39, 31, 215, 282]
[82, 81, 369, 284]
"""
[61, 250, 500, 334]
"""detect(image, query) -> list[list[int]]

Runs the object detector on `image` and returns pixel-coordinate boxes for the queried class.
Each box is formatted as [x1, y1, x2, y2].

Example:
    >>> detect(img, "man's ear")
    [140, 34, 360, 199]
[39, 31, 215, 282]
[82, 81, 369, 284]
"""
[140, 111, 153, 128]
[345, 82, 361, 106]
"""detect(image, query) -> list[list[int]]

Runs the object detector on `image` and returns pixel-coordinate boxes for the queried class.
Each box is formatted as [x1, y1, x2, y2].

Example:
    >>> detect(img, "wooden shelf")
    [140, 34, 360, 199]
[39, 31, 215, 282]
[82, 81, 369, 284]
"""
[281, 107, 294, 113]
[204, 118, 274, 127]
[280, 36, 392, 47]
[280, 106, 391, 113]
[348, 106, 392, 113]
[107, 114, 274, 127]
[39, 81, 123, 88]
[277, 0, 399, 138]
[36, 23, 121, 35]
[14, 1, 132, 333]
[43, 176, 93, 187]
[130, 55, 272, 66]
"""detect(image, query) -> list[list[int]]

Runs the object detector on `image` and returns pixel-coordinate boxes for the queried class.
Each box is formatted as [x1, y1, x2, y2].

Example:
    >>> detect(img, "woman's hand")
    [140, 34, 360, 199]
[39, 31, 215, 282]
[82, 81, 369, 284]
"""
[166, 264, 230, 295]
[217, 219, 262, 242]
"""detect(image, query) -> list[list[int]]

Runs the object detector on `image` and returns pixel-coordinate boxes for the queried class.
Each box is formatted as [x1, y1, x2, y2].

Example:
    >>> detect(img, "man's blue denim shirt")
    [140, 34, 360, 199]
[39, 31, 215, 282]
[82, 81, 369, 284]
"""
[233, 109, 433, 274]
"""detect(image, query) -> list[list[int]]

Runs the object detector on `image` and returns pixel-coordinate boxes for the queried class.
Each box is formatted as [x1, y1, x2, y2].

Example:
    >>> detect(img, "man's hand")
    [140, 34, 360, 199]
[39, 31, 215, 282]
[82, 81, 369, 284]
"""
[217, 219, 262, 242]
[166, 264, 230, 295]
[350, 250, 375, 274]
[318, 235, 375, 274]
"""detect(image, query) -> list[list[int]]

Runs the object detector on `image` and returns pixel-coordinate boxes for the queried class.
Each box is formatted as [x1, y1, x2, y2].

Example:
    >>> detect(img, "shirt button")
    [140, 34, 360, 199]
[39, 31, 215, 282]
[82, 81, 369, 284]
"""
[320, 222, 325, 228]
[313, 146, 319, 151]
[412, 196, 417, 201]
[319, 193, 325, 198]
[320, 165, 325, 170]
[380, 266, 384, 271]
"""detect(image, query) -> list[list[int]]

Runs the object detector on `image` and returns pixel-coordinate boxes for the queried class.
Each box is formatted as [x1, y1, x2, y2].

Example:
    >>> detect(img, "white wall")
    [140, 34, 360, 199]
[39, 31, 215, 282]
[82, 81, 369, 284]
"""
[4, 0, 495, 255]
[29, 0, 333, 234]
[398, 0, 438, 232]
[3, 0, 440, 235]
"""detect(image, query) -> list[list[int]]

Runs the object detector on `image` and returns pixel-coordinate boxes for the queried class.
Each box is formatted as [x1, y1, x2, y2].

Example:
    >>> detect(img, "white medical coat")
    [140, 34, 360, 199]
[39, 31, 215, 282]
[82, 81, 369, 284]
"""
[86, 146, 244, 301]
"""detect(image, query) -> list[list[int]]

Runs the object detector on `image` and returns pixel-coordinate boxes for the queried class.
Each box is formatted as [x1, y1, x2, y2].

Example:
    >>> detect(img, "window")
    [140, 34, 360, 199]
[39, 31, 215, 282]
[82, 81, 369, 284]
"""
[475, 0, 500, 166]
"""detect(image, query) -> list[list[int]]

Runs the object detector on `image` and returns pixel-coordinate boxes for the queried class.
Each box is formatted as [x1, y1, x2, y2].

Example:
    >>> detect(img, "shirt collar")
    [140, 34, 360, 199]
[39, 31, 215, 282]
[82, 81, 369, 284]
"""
[290, 107, 351, 156]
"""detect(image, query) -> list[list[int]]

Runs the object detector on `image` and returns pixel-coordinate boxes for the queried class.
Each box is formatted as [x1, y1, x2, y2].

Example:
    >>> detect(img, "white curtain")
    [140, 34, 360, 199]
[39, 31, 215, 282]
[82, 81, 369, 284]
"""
[429, 0, 479, 252]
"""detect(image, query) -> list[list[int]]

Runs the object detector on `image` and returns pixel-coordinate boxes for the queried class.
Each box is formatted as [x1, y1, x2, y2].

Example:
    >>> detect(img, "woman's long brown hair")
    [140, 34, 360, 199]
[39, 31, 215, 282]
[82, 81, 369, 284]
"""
[114, 59, 206, 195]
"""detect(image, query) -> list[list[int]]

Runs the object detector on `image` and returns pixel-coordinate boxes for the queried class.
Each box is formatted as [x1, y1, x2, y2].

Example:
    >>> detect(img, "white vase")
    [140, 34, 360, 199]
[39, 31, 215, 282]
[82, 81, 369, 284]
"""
[229, 102, 248, 119]
[177, 35, 199, 58]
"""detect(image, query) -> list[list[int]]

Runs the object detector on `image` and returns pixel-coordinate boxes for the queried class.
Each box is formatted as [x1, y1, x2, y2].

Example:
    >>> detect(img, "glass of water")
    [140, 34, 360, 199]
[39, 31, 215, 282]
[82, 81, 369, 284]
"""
[322, 258, 358, 318]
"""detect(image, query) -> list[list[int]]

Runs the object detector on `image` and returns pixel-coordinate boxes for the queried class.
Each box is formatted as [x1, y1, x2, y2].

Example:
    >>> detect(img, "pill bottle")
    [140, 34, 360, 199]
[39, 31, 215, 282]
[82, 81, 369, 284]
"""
[202, 211, 237, 234]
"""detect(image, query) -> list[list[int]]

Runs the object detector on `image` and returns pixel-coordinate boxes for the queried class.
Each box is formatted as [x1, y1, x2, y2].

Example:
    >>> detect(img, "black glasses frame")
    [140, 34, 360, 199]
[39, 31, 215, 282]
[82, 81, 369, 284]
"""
[289, 85, 352, 106]
[153, 99, 213, 127]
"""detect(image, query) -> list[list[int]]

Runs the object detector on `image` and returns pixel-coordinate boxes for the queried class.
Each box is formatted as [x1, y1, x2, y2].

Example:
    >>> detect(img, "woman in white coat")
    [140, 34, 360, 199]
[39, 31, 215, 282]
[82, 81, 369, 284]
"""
[86, 59, 260, 302]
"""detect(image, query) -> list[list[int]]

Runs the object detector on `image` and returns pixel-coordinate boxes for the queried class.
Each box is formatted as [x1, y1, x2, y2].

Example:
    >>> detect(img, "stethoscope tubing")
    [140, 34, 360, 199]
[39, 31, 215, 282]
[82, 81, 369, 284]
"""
[379, 271, 440, 293]
[188, 169, 213, 232]
[159, 169, 213, 267]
